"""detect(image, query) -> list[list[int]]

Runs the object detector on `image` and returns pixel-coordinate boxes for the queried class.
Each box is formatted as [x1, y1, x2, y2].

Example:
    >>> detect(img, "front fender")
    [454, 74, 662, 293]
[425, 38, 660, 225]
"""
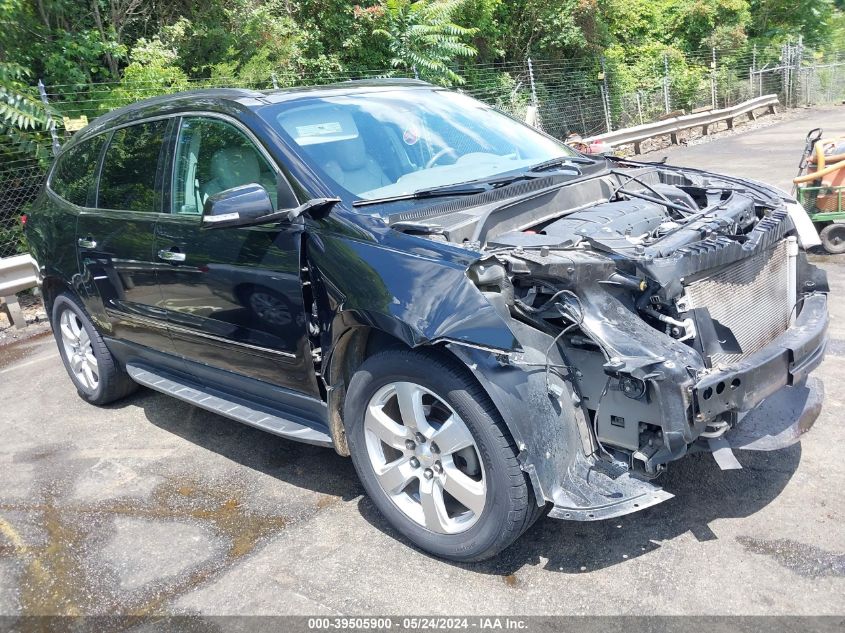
[307, 229, 519, 352]
[446, 318, 673, 520]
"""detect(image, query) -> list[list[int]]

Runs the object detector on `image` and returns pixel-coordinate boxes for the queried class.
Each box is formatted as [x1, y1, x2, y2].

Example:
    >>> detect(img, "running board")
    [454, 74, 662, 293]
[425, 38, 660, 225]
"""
[126, 364, 333, 447]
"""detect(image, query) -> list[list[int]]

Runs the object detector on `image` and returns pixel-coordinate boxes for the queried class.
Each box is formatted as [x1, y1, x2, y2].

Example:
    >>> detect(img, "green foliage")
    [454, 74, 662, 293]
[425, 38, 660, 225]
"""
[0, 215, 27, 255]
[0, 63, 52, 159]
[102, 37, 189, 110]
[0, 0, 840, 122]
[374, 0, 479, 85]
[604, 42, 708, 111]
[748, 0, 835, 46]
[39, 29, 127, 92]
[671, 0, 751, 50]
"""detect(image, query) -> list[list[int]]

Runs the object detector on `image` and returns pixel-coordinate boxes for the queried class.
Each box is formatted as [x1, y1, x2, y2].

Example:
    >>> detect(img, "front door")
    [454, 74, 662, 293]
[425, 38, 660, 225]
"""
[77, 118, 173, 353]
[154, 115, 320, 398]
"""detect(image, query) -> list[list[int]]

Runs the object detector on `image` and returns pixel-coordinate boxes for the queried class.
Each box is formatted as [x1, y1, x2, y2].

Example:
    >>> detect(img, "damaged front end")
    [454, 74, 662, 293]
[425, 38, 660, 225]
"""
[393, 160, 829, 520]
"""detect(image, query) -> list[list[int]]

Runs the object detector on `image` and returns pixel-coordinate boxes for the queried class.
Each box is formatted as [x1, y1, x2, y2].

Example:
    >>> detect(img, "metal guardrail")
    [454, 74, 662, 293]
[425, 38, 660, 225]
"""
[0, 254, 39, 329]
[583, 94, 781, 153]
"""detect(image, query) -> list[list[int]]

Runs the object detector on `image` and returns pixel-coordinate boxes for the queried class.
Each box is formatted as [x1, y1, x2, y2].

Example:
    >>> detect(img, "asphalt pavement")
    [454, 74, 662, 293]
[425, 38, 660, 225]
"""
[0, 106, 844, 618]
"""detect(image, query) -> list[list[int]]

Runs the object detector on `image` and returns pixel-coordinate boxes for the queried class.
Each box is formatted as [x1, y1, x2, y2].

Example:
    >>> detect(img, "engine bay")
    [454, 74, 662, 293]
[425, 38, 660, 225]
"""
[390, 160, 829, 476]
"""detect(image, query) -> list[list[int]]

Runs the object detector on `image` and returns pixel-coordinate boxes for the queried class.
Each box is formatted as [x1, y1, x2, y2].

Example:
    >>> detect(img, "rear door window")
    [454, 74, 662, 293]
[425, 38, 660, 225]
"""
[97, 120, 168, 212]
[50, 135, 106, 207]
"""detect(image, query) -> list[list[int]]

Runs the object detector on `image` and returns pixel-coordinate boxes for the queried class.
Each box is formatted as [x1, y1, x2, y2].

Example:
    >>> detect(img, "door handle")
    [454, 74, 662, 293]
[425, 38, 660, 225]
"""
[158, 248, 186, 263]
[77, 237, 97, 249]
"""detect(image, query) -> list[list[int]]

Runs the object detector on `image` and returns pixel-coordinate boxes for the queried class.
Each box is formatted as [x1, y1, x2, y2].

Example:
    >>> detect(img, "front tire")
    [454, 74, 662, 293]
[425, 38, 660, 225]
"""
[345, 348, 541, 561]
[52, 292, 137, 405]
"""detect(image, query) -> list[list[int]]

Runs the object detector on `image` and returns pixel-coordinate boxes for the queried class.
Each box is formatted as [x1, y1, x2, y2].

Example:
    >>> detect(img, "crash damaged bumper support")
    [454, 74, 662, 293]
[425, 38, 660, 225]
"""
[693, 292, 828, 420]
[544, 450, 673, 521]
[444, 319, 673, 522]
[724, 376, 824, 451]
[442, 291, 827, 521]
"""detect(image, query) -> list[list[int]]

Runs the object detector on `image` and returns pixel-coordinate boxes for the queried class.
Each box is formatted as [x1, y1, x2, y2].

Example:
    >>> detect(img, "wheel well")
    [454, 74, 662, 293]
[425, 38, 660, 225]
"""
[325, 326, 479, 456]
[324, 326, 404, 455]
[39, 276, 70, 321]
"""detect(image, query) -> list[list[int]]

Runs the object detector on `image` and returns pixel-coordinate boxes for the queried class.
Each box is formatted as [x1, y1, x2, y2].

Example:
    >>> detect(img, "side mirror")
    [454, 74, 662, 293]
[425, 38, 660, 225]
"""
[202, 183, 274, 229]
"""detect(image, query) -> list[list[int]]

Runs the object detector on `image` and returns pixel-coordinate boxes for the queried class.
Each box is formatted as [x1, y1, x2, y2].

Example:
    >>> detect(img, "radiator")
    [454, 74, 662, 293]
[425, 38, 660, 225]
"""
[683, 238, 797, 367]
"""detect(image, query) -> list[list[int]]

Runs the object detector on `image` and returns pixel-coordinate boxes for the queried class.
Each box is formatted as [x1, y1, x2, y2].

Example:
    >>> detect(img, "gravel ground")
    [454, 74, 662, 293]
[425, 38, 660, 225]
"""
[0, 292, 50, 347]
[0, 106, 843, 620]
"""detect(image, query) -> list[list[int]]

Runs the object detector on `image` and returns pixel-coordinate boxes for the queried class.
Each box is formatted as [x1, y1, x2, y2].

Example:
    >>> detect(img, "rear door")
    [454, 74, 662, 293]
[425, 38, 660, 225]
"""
[154, 115, 321, 398]
[76, 118, 174, 353]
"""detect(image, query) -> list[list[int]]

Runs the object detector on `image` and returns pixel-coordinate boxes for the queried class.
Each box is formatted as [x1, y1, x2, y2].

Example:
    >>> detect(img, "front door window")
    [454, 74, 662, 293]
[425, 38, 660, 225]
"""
[171, 117, 278, 215]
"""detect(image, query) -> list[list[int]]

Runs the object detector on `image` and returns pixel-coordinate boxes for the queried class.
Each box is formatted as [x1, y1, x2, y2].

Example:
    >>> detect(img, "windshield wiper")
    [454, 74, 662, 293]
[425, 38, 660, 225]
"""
[352, 182, 490, 207]
[353, 156, 597, 207]
[528, 155, 596, 172]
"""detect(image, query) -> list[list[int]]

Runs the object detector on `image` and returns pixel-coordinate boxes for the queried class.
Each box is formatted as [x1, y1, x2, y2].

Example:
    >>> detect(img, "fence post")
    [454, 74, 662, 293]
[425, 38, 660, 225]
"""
[527, 57, 538, 109]
[663, 53, 671, 113]
[710, 47, 717, 109]
[271, 73, 279, 89]
[576, 96, 587, 135]
[781, 42, 790, 107]
[796, 35, 805, 106]
[599, 56, 612, 133]
[37, 79, 61, 157]
[636, 90, 644, 125]
[749, 44, 756, 99]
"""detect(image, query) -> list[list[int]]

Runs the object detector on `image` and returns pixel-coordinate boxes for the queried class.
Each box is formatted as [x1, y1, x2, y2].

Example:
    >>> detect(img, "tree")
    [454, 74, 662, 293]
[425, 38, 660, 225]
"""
[0, 63, 50, 159]
[374, 0, 478, 85]
[102, 37, 189, 110]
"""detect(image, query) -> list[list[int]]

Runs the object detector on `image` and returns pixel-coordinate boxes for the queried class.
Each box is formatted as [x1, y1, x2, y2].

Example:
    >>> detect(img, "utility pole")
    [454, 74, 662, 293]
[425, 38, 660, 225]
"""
[663, 54, 671, 113]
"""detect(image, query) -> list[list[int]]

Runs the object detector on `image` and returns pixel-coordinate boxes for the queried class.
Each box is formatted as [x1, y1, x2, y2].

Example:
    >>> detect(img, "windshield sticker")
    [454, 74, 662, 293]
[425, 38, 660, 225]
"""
[402, 125, 420, 146]
[296, 121, 344, 138]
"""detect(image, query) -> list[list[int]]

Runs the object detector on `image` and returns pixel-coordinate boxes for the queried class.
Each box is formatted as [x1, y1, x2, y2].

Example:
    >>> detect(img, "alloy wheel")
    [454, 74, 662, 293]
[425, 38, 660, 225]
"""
[363, 381, 486, 534]
[59, 309, 99, 390]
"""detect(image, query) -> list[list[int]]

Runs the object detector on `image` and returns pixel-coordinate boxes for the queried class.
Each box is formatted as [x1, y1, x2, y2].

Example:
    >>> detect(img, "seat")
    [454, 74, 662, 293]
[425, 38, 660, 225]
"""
[322, 136, 390, 195]
[203, 147, 262, 199]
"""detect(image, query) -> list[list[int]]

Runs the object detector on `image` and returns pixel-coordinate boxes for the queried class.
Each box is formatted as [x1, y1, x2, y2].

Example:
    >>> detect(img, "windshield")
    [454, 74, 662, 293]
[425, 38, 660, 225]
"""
[265, 88, 578, 204]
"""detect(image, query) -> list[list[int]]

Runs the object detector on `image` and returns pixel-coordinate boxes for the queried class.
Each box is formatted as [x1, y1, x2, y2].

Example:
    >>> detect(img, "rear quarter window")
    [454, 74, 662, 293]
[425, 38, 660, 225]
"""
[49, 135, 106, 207]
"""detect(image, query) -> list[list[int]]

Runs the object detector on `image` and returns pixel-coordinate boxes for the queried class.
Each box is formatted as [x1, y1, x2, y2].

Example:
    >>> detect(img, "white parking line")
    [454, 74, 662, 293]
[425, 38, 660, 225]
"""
[0, 351, 58, 375]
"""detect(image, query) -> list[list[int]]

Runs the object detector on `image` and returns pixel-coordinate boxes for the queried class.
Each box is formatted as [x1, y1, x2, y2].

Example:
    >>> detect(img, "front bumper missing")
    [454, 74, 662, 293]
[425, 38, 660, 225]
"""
[450, 292, 827, 524]
[693, 292, 828, 420]
[725, 376, 824, 451]
[547, 293, 827, 521]
[547, 451, 674, 521]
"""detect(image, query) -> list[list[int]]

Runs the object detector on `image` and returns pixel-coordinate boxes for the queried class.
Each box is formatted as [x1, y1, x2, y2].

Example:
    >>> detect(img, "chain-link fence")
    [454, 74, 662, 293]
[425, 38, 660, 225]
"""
[2, 40, 845, 258]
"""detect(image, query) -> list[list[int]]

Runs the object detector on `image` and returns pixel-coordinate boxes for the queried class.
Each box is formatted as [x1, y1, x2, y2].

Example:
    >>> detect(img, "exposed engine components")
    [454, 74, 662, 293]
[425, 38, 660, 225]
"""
[642, 307, 697, 342]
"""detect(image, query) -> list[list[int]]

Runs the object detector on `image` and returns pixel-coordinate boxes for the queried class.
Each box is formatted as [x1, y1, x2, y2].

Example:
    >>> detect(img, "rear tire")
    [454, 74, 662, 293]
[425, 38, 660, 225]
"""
[52, 292, 138, 405]
[345, 348, 541, 561]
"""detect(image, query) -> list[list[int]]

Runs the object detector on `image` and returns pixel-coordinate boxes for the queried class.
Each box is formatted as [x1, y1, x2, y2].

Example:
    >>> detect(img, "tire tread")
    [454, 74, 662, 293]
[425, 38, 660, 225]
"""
[346, 348, 542, 562]
[52, 292, 138, 405]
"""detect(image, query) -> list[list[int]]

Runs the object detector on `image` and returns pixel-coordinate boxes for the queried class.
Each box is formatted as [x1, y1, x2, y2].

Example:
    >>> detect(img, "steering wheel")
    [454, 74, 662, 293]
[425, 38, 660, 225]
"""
[426, 147, 459, 168]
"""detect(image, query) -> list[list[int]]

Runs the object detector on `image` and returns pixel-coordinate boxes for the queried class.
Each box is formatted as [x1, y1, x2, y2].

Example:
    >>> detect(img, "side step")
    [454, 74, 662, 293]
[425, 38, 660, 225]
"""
[126, 364, 333, 447]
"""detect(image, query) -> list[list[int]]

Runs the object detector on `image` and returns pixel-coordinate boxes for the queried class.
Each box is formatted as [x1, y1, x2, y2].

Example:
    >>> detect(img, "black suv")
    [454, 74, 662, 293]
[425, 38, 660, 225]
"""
[27, 80, 829, 561]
